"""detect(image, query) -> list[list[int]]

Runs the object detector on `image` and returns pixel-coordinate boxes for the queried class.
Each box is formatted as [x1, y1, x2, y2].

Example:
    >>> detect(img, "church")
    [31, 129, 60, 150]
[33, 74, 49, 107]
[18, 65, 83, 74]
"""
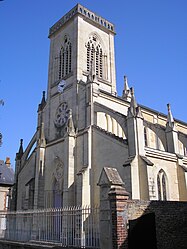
[12, 4, 187, 211]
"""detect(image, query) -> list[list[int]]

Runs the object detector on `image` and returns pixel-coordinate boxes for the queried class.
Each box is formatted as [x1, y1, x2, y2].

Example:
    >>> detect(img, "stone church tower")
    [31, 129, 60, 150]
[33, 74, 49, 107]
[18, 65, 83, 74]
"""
[13, 4, 187, 210]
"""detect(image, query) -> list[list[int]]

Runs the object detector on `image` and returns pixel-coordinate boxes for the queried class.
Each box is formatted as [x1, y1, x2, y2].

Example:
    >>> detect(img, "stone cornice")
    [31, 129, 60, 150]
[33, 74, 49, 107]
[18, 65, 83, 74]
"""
[99, 90, 130, 108]
[182, 156, 187, 165]
[49, 4, 115, 37]
[145, 147, 177, 162]
[94, 101, 126, 119]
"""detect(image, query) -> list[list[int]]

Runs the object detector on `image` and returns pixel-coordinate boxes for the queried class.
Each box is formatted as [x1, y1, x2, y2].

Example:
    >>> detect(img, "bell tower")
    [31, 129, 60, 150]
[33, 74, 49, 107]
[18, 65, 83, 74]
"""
[47, 4, 116, 96]
[45, 4, 117, 141]
[43, 4, 117, 206]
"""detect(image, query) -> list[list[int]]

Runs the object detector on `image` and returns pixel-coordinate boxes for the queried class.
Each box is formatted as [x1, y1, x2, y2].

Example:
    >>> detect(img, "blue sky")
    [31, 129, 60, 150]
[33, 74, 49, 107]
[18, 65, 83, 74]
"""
[0, 0, 187, 167]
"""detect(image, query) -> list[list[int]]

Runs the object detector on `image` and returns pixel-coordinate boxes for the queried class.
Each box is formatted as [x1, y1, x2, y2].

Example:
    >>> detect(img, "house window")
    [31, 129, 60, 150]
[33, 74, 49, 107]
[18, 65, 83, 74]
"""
[59, 36, 72, 79]
[157, 169, 167, 201]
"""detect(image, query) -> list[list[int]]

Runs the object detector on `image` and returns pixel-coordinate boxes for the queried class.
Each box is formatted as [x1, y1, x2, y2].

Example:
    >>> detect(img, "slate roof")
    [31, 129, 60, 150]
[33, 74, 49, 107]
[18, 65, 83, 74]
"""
[0, 160, 14, 186]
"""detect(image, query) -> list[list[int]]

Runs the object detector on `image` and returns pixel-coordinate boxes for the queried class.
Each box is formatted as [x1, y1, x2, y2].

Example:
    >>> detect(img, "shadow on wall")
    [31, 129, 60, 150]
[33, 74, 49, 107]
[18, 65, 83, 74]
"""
[120, 200, 187, 249]
[128, 212, 157, 249]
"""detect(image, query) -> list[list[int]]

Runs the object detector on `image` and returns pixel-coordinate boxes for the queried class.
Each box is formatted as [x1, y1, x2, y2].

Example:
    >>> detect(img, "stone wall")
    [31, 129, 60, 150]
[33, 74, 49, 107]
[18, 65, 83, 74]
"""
[126, 200, 187, 249]
[0, 241, 53, 249]
[0, 240, 89, 249]
[98, 167, 187, 249]
[107, 191, 187, 249]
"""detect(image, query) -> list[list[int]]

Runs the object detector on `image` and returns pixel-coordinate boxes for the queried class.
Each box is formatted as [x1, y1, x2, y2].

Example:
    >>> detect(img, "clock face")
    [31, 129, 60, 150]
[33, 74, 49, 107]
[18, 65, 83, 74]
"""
[54, 102, 68, 128]
[58, 80, 66, 93]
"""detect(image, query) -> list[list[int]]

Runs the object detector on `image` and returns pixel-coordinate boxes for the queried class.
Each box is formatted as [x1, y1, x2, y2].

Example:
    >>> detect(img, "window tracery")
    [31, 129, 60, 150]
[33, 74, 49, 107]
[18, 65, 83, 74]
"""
[157, 169, 167, 201]
[59, 35, 72, 79]
[86, 34, 106, 79]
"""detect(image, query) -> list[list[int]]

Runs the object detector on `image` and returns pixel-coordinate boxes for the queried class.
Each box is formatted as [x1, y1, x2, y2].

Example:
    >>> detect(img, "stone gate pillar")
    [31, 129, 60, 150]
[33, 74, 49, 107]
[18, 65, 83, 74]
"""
[108, 185, 129, 249]
[98, 167, 129, 249]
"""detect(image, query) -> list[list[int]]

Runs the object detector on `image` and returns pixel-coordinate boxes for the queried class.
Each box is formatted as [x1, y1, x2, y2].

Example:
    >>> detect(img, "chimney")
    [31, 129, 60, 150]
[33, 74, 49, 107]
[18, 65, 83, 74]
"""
[5, 157, 11, 167]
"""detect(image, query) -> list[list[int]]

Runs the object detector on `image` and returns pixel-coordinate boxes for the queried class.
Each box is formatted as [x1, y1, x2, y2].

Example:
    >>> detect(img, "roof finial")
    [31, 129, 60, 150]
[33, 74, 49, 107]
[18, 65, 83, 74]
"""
[38, 122, 46, 147]
[166, 103, 175, 128]
[19, 139, 23, 154]
[127, 87, 143, 119]
[122, 75, 131, 101]
[38, 91, 46, 111]
[124, 76, 129, 91]
[41, 91, 46, 106]
[129, 87, 137, 116]
[16, 139, 23, 160]
[67, 109, 75, 135]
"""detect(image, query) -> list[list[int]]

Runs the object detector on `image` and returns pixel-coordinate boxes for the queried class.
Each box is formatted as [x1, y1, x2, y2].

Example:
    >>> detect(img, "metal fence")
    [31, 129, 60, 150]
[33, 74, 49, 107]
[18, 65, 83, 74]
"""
[0, 206, 100, 248]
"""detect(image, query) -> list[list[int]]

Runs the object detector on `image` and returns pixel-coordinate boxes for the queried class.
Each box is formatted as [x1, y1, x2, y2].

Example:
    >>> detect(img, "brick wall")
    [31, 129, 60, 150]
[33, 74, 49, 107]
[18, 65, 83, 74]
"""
[106, 185, 187, 249]
[108, 185, 129, 249]
[125, 200, 187, 249]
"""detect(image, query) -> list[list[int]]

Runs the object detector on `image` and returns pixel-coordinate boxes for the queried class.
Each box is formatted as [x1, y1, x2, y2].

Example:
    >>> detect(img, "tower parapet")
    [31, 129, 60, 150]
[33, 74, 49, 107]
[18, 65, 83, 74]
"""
[49, 4, 115, 37]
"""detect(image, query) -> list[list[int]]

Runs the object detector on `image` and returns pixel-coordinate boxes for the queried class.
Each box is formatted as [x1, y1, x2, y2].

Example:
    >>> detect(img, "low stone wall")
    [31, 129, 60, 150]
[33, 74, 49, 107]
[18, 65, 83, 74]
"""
[0, 240, 85, 249]
[0, 240, 53, 249]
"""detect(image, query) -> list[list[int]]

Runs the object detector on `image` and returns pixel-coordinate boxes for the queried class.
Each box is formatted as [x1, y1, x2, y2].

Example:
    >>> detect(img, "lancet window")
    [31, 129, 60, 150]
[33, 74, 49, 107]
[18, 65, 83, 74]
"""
[157, 169, 167, 201]
[86, 35, 104, 79]
[59, 36, 72, 79]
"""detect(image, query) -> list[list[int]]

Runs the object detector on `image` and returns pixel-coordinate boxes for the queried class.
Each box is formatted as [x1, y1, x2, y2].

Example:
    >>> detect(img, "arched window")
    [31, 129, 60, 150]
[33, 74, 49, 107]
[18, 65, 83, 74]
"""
[87, 42, 91, 72]
[69, 43, 72, 73]
[86, 34, 105, 79]
[157, 169, 167, 201]
[99, 48, 103, 78]
[59, 36, 72, 80]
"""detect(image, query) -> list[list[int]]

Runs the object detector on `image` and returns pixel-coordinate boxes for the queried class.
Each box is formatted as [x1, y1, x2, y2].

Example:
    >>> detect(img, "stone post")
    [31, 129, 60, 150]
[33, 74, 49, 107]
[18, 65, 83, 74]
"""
[108, 185, 129, 249]
[98, 167, 129, 249]
[98, 183, 112, 249]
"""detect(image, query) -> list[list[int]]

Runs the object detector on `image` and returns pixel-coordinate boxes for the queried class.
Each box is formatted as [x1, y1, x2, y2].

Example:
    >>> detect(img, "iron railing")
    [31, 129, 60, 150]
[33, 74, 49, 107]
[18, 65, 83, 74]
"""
[0, 206, 100, 248]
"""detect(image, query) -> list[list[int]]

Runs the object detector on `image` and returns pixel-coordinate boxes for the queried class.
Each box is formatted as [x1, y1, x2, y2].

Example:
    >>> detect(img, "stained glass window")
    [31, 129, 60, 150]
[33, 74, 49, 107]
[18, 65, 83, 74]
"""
[157, 169, 167, 201]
